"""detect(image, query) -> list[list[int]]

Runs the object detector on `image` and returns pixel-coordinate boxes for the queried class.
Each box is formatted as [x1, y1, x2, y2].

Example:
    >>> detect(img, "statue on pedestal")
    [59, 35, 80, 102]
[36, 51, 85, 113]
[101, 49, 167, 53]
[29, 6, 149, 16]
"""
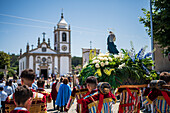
[107, 31, 119, 54]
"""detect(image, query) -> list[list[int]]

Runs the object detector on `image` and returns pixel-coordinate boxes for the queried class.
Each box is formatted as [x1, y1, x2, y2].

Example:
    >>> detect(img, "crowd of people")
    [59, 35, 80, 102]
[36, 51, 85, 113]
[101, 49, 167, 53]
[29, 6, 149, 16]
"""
[0, 69, 169, 113]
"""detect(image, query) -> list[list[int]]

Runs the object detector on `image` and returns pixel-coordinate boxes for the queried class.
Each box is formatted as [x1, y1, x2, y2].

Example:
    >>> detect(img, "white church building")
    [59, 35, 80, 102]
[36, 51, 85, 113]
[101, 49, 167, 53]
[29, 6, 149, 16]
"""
[19, 13, 71, 79]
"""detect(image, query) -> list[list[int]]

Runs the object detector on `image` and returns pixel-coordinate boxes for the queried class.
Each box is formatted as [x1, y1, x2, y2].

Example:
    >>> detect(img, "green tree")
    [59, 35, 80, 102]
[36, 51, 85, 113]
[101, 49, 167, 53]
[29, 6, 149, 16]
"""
[71, 56, 82, 67]
[0, 51, 10, 69]
[139, 0, 170, 55]
[10, 54, 19, 67]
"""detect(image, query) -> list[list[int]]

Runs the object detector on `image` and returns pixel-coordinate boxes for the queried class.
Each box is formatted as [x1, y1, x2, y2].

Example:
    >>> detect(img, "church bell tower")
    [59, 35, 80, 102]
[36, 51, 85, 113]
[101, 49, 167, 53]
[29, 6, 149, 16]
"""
[54, 12, 71, 54]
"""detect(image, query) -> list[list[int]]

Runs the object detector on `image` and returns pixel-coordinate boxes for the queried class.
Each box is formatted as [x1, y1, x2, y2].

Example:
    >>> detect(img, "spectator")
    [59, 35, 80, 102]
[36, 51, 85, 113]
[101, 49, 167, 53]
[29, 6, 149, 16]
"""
[36, 74, 39, 80]
[4, 81, 13, 96]
[9, 80, 15, 93]
[51, 78, 59, 110]
[10, 85, 33, 113]
[17, 77, 22, 86]
[31, 81, 38, 91]
[13, 80, 18, 89]
[0, 87, 8, 113]
[5, 69, 47, 113]
[56, 77, 63, 93]
[0, 79, 5, 88]
[56, 78, 71, 112]
[37, 79, 52, 103]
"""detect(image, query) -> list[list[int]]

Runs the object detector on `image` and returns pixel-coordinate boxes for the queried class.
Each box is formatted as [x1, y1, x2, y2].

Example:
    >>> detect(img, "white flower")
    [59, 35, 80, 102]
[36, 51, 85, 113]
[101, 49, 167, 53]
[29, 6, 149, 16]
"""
[114, 54, 120, 58]
[95, 63, 100, 68]
[101, 62, 105, 67]
[105, 61, 109, 65]
[99, 57, 104, 61]
[105, 52, 110, 57]
[83, 62, 88, 68]
[118, 63, 125, 69]
[92, 57, 96, 60]
[96, 60, 100, 63]
[108, 57, 113, 62]
[104, 57, 108, 61]
[98, 53, 104, 57]
[92, 60, 100, 64]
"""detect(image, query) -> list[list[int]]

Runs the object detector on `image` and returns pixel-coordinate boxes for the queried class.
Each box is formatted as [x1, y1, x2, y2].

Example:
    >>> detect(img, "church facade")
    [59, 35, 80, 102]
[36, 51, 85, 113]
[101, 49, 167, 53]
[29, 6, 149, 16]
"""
[19, 13, 71, 79]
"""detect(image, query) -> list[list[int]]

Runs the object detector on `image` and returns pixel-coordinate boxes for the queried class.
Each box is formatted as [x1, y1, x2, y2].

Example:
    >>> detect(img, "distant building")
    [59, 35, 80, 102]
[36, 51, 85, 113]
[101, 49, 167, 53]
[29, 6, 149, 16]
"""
[82, 48, 100, 66]
[154, 43, 170, 72]
[19, 13, 71, 79]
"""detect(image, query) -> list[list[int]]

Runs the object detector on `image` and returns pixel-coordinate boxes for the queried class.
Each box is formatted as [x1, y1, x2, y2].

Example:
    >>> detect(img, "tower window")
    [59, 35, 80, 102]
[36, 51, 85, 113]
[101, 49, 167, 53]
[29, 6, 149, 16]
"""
[55, 34, 57, 43]
[62, 32, 67, 42]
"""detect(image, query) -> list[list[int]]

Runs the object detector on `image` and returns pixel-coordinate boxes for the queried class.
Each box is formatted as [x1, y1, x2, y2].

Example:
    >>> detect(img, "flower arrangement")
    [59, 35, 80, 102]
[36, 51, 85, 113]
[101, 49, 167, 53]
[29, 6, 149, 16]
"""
[79, 42, 158, 88]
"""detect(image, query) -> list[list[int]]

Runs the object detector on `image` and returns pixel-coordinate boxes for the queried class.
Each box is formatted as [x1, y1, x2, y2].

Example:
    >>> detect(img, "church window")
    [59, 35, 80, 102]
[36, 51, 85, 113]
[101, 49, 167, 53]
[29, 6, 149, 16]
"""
[47, 57, 51, 62]
[37, 57, 41, 62]
[42, 57, 46, 63]
[55, 34, 57, 43]
[42, 47, 46, 52]
[23, 62, 24, 70]
[20, 63, 22, 70]
[62, 32, 67, 42]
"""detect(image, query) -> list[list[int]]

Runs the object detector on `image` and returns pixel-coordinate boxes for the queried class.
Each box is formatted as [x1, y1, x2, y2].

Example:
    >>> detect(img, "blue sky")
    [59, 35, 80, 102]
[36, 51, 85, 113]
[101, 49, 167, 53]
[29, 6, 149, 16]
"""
[0, 0, 151, 57]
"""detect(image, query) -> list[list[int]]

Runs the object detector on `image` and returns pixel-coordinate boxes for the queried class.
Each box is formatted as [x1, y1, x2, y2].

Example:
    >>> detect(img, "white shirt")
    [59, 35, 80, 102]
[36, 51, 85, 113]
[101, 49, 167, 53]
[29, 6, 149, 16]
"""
[56, 82, 63, 92]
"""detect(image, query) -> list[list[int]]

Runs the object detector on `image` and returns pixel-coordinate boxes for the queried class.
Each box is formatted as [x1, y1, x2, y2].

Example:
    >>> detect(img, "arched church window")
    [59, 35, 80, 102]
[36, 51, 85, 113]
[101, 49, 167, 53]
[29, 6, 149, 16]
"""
[62, 32, 67, 42]
[55, 34, 57, 43]
[37, 57, 41, 62]
[47, 57, 51, 62]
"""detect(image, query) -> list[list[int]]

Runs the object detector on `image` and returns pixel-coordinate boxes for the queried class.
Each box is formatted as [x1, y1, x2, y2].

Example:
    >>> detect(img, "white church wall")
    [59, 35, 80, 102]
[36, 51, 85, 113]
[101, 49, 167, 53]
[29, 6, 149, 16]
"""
[19, 57, 27, 75]
[36, 63, 40, 75]
[30, 48, 56, 54]
[60, 56, 69, 75]
[29, 55, 33, 69]
[48, 64, 52, 75]
[54, 56, 58, 74]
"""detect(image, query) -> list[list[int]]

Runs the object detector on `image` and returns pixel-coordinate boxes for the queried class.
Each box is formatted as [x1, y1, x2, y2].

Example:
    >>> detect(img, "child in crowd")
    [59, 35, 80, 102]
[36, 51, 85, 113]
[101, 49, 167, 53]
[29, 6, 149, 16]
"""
[10, 85, 33, 113]
[0, 87, 8, 113]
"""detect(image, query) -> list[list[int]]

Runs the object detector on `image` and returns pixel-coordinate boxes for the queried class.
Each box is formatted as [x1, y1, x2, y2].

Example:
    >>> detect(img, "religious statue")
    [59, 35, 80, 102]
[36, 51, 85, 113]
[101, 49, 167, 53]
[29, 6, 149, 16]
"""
[107, 31, 119, 54]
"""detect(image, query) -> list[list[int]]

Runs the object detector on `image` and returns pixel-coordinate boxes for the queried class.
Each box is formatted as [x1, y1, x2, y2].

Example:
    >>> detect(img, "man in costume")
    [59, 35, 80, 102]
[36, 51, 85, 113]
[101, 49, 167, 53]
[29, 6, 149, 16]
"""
[51, 78, 59, 110]
[77, 76, 116, 113]
[143, 72, 170, 113]
[107, 31, 119, 54]
[5, 69, 47, 113]
[116, 87, 141, 113]
[65, 83, 88, 112]
[10, 85, 33, 113]
[37, 79, 52, 103]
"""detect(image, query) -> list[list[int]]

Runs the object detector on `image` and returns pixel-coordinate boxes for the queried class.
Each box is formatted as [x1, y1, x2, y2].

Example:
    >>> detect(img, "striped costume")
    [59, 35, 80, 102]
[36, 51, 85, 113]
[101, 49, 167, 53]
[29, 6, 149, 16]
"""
[77, 89, 116, 113]
[116, 88, 141, 113]
[5, 89, 47, 113]
[143, 88, 170, 113]
[65, 85, 88, 113]
[37, 88, 52, 103]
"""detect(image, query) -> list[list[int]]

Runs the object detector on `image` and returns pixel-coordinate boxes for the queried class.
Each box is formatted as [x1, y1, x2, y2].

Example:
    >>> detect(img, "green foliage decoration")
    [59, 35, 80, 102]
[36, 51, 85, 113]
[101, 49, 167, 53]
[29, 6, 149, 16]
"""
[80, 42, 158, 88]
